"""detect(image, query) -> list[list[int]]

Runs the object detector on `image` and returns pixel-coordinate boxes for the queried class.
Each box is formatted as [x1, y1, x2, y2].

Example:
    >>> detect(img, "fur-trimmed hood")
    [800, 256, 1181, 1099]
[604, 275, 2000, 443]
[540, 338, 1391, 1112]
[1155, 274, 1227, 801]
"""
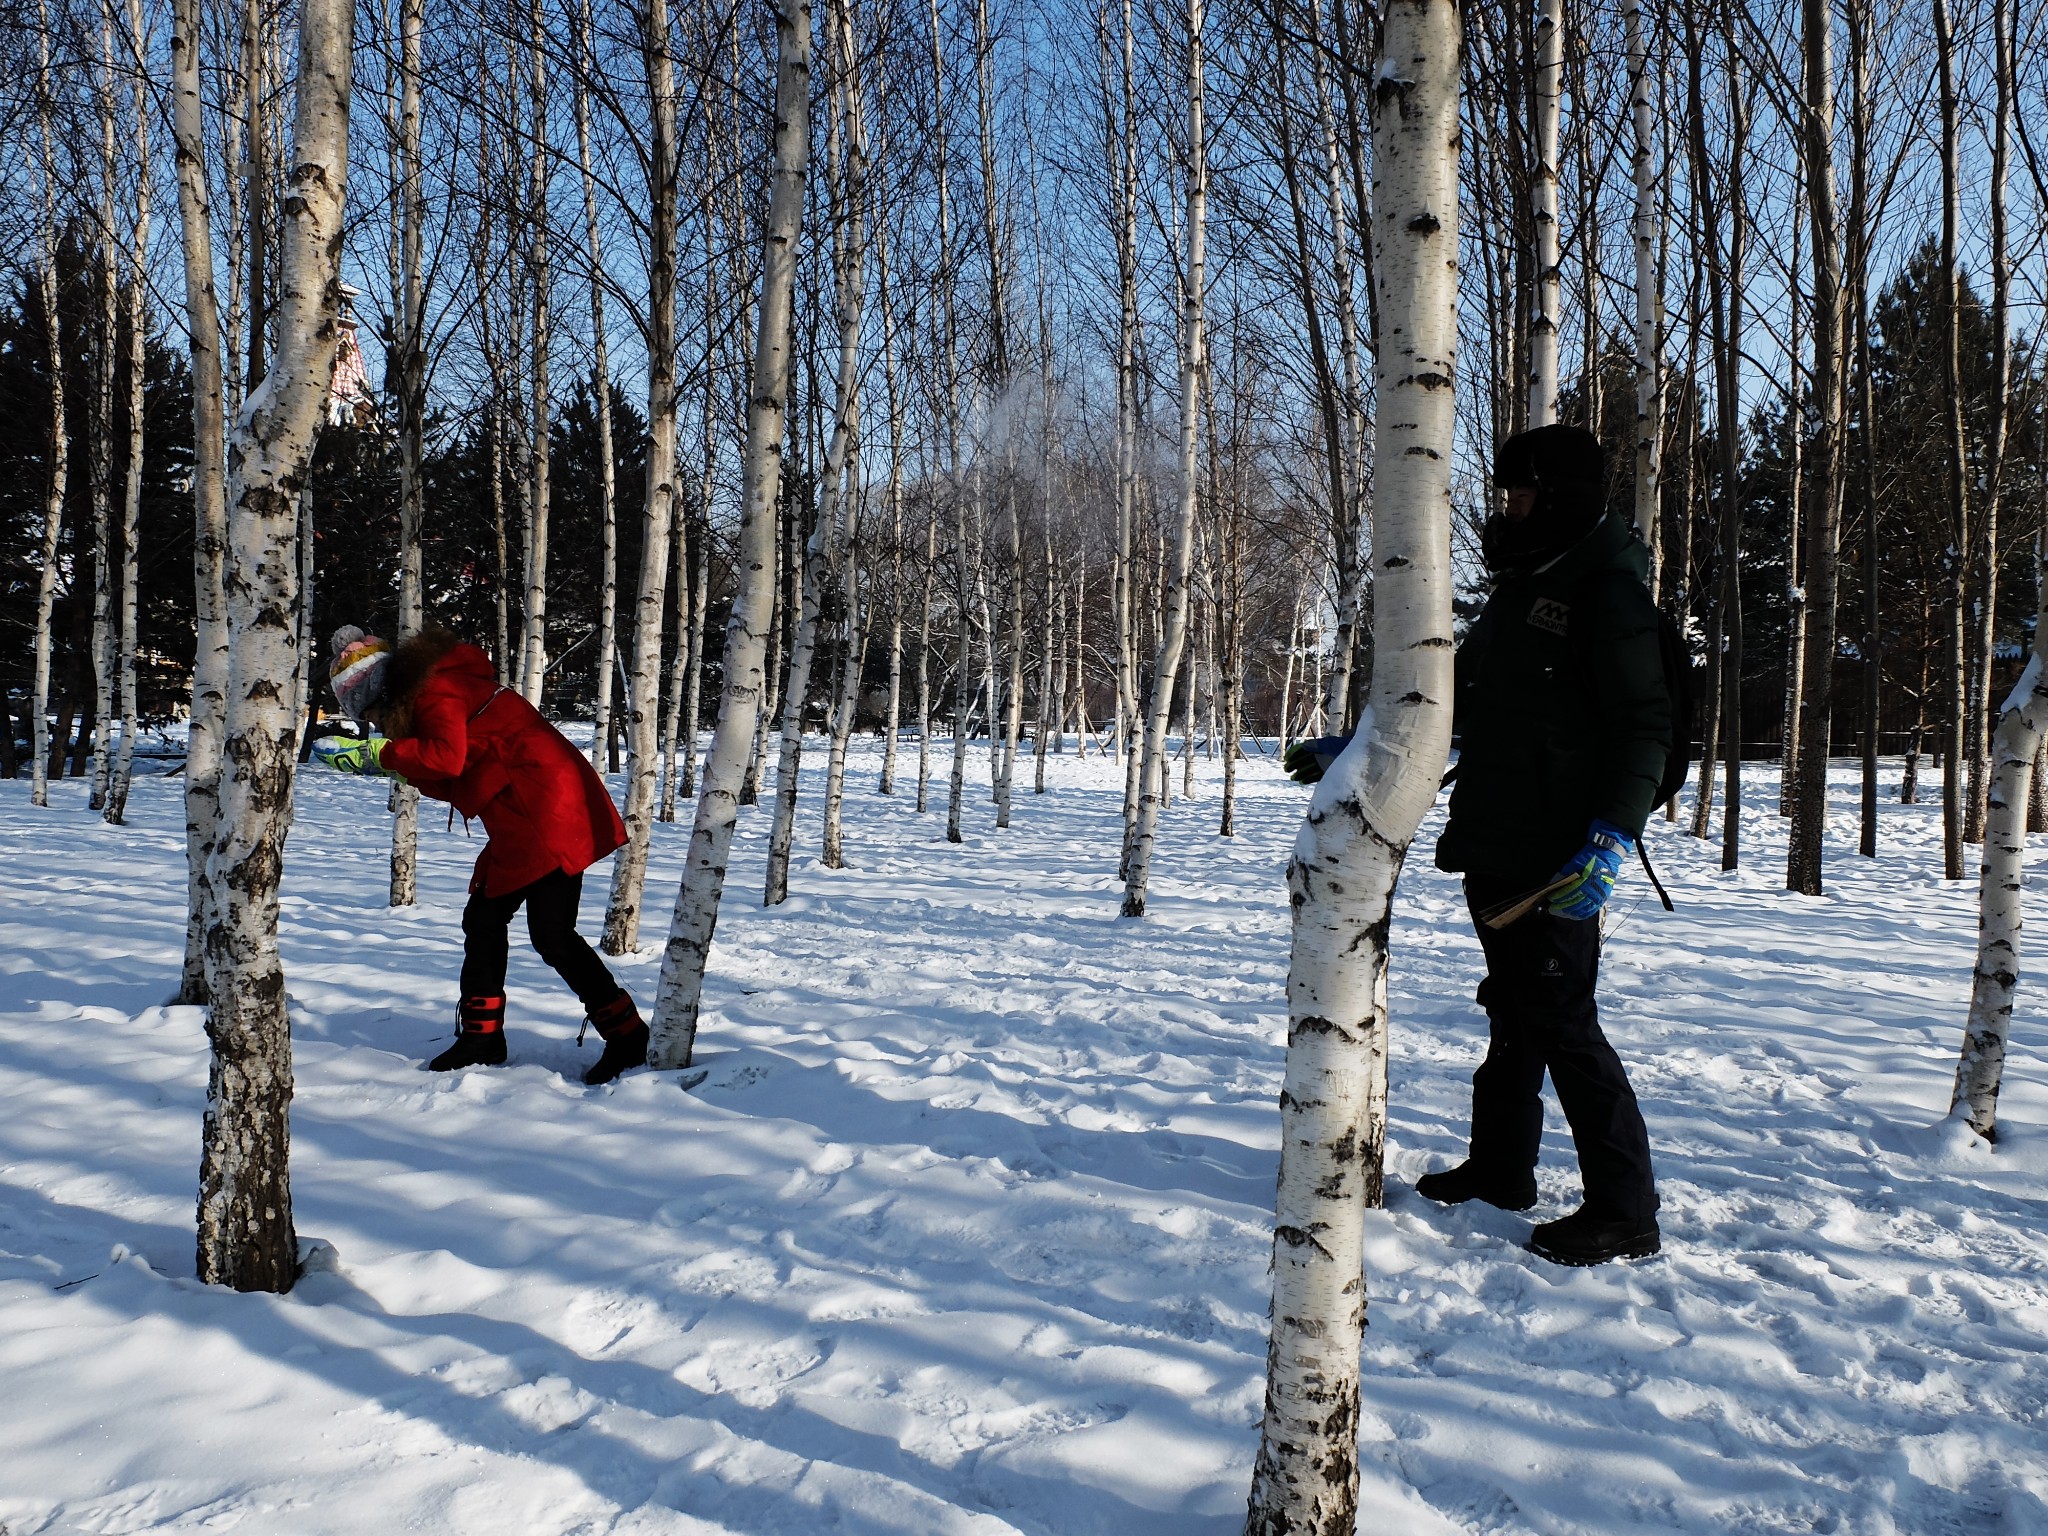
[378, 624, 468, 738]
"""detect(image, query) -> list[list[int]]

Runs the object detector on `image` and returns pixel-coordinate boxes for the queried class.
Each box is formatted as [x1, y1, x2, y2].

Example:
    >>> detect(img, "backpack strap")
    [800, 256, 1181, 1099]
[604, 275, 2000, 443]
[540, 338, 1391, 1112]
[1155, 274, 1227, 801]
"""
[1637, 838, 1675, 912]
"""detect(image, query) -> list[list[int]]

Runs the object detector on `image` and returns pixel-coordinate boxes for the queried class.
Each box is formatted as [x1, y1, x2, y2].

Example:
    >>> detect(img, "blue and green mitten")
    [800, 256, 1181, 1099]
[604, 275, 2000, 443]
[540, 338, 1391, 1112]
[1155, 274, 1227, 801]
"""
[311, 735, 392, 776]
[1545, 819, 1632, 920]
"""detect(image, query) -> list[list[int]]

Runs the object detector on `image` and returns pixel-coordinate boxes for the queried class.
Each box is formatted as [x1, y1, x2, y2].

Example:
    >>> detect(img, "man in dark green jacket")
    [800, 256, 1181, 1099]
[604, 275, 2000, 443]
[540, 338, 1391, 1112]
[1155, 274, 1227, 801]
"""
[1287, 423, 1669, 1266]
[1429, 423, 1668, 1265]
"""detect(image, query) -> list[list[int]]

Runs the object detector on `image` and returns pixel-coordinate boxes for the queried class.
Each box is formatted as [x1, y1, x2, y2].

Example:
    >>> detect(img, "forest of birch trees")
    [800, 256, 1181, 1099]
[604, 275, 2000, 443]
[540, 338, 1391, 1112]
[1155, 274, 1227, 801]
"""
[2, 0, 2042, 883]
[0, 0, 2045, 1479]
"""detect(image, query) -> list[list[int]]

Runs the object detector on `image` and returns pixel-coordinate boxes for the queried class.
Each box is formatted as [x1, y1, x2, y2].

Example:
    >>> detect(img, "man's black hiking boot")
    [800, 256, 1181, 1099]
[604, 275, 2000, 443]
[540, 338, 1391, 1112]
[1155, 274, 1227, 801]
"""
[1414, 1161, 1538, 1212]
[1526, 1207, 1661, 1266]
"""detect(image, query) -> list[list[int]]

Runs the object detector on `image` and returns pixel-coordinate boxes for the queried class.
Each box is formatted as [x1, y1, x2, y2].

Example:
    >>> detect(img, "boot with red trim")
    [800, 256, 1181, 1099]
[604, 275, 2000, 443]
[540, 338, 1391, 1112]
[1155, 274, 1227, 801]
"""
[580, 991, 647, 1086]
[429, 995, 509, 1071]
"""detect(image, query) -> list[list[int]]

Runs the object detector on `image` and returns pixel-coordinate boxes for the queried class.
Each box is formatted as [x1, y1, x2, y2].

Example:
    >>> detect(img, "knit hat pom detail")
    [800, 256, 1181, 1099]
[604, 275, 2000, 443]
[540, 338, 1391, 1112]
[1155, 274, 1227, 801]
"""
[328, 624, 393, 717]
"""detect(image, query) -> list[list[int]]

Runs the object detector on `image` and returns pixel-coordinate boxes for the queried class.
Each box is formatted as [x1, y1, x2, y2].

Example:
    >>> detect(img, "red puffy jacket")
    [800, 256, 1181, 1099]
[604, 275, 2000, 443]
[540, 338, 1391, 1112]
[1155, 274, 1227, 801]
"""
[377, 639, 627, 896]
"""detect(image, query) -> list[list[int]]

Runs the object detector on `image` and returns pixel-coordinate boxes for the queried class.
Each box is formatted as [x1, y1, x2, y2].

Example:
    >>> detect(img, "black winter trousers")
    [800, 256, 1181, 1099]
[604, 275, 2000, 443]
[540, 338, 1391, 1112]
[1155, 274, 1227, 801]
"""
[459, 870, 622, 1012]
[1463, 873, 1657, 1224]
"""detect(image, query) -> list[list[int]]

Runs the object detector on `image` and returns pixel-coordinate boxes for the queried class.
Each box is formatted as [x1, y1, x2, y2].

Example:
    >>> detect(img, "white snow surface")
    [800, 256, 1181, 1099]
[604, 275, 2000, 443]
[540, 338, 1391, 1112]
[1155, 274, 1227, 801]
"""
[2, 747, 2046, 1535]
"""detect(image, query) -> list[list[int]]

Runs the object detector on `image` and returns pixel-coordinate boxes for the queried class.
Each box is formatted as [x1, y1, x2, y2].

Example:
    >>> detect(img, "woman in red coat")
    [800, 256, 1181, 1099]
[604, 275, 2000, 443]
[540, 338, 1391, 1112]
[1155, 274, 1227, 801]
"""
[315, 624, 646, 1084]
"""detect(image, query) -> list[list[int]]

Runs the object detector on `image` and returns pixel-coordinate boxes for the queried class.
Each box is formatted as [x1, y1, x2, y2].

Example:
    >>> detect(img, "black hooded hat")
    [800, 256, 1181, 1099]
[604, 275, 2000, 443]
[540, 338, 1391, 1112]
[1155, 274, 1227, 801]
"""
[1481, 423, 1609, 575]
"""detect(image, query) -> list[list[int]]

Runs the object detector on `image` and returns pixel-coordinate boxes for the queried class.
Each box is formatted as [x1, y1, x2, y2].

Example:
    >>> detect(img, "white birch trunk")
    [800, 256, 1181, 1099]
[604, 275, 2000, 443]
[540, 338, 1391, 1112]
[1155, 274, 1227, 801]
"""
[1953, 0, 2019, 1138]
[1956, 652, 2044, 1141]
[1245, 0, 1458, 1522]
[877, 216, 906, 796]
[1120, 0, 1206, 919]
[1527, 0, 1563, 428]
[169, 0, 229, 998]
[658, 512, 690, 822]
[30, 0, 69, 812]
[88, 16, 119, 812]
[519, 0, 553, 708]
[106, 10, 150, 826]
[647, 0, 811, 1067]
[929, 0, 973, 847]
[577, 0, 618, 771]
[1625, 0, 1663, 596]
[822, 462, 867, 867]
[600, 0, 680, 954]
[388, 0, 425, 906]
[197, 0, 351, 1293]
[916, 513, 936, 811]
[766, 0, 863, 904]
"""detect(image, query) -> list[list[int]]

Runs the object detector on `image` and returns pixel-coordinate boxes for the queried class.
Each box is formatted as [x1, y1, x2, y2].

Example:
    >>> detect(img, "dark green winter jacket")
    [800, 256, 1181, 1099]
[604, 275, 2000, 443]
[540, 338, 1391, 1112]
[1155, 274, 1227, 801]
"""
[1435, 510, 1672, 886]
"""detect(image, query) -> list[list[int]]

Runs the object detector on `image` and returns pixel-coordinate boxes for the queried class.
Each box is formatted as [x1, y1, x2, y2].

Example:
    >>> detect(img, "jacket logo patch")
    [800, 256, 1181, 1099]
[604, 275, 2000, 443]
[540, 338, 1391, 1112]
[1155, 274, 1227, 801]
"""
[1528, 597, 1571, 636]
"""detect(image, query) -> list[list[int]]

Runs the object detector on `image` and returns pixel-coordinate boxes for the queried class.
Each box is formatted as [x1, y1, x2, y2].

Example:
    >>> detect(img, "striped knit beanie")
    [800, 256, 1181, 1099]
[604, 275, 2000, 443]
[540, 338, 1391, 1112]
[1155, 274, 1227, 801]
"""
[329, 625, 393, 719]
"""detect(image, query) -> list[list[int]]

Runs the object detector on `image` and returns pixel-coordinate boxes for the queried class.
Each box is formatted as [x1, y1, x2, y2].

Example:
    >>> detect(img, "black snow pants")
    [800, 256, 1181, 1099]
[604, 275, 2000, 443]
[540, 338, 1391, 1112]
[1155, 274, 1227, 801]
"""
[1462, 872, 1657, 1224]
[459, 869, 621, 1011]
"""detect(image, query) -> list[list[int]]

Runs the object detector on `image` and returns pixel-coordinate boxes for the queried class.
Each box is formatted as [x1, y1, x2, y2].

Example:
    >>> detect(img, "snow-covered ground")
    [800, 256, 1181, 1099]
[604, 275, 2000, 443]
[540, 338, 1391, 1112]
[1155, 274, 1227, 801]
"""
[2, 745, 2044, 1535]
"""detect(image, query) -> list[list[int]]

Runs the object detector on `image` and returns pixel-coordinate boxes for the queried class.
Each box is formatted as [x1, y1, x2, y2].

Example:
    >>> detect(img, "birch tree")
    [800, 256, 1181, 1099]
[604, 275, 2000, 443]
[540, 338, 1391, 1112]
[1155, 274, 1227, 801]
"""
[386, 0, 426, 907]
[1934, 0, 1967, 883]
[1244, 0, 1459, 1521]
[29, 0, 69, 812]
[601, 0, 681, 954]
[765, 4, 866, 905]
[646, 0, 812, 1067]
[575, 0, 619, 771]
[1526, 0, 1563, 427]
[196, 0, 352, 1292]
[1785, 0, 1845, 895]
[1120, 0, 1206, 919]
[1952, 0, 2019, 1140]
[1625, 0, 1663, 597]
[104, 0, 149, 825]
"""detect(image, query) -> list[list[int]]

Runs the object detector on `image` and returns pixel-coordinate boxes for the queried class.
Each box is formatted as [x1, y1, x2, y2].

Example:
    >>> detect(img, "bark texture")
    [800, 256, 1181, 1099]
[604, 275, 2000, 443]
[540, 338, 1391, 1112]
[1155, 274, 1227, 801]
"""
[646, 0, 811, 1067]
[197, 0, 352, 1294]
[1245, 0, 1457, 1525]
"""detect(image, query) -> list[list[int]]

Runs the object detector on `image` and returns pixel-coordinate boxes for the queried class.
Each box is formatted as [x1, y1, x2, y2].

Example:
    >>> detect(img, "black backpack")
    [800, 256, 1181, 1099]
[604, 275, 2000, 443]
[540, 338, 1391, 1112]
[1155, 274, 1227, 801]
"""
[1568, 568, 1695, 808]
[1571, 570, 1695, 913]
[1648, 604, 1697, 808]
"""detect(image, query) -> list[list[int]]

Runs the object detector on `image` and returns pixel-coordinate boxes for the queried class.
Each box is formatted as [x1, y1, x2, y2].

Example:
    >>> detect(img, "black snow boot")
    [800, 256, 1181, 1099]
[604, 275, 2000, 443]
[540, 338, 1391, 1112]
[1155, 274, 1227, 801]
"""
[429, 995, 509, 1071]
[1526, 1207, 1661, 1267]
[581, 991, 647, 1086]
[1415, 1161, 1538, 1212]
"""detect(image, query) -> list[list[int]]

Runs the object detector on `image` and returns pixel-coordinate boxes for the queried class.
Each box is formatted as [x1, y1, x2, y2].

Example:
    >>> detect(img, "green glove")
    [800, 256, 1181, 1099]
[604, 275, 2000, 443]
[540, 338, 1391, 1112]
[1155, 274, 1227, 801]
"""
[311, 735, 391, 775]
[1283, 734, 1351, 786]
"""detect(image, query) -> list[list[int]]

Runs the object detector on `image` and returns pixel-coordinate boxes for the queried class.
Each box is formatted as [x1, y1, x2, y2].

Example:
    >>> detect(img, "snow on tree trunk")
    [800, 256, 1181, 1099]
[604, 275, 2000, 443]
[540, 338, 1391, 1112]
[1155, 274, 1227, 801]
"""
[600, 0, 681, 955]
[196, 0, 351, 1294]
[644, 0, 811, 1068]
[1244, 0, 1457, 1523]
[169, 0, 228, 998]
[1120, 0, 1206, 920]
[30, 0, 69, 814]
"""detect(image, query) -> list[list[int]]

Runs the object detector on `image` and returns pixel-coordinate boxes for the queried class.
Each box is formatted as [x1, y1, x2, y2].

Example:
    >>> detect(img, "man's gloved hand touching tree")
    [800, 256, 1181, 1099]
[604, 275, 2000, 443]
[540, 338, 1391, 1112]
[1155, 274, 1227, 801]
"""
[311, 735, 392, 776]
[1544, 818, 1632, 920]
[1282, 734, 1351, 785]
